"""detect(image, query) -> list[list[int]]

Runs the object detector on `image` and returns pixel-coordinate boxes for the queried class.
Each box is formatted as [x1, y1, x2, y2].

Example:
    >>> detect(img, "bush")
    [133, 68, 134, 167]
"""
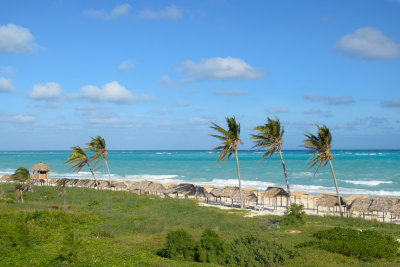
[161, 229, 196, 261]
[311, 227, 400, 261]
[196, 229, 229, 264]
[227, 234, 298, 266]
[280, 203, 306, 227]
[40, 189, 55, 201]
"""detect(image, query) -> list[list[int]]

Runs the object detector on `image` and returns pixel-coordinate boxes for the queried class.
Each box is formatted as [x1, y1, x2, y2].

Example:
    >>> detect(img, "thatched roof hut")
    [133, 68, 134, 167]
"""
[163, 182, 177, 189]
[316, 194, 345, 207]
[389, 202, 400, 216]
[347, 198, 372, 212]
[291, 191, 308, 198]
[129, 180, 152, 193]
[30, 162, 50, 172]
[0, 175, 12, 182]
[145, 181, 166, 194]
[343, 195, 369, 205]
[210, 186, 239, 198]
[369, 197, 399, 212]
[164, 183, 209, 198]
[263, 187, 289, 198]
[231, 190, 258, 202]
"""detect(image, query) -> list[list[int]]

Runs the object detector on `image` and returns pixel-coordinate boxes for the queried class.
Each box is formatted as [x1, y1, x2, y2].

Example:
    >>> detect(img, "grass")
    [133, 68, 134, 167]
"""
[0, 184, 400, 266]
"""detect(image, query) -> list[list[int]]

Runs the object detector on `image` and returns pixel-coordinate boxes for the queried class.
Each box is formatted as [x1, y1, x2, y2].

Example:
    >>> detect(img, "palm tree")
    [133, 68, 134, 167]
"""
[56, 179, 67, 209]
[210, 117, 244, 208]
[86, 136, 111, 182]
[14, 183, 25, 203]
[11, 167, 30, 183]
[66, 146, 99, 189]
[251, 117, 291, 204]
[302, 124, 343, 216]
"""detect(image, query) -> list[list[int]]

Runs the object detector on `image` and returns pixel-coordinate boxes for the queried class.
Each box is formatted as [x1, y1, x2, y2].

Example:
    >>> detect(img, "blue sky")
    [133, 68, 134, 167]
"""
[0, 0, 399, 150]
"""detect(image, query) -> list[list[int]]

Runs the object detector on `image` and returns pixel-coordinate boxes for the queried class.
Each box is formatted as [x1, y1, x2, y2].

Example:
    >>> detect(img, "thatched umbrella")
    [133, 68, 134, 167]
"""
[164, 183, 208, 199]
[144, 181, 166, 195]
[262, 187, 289, 208]
[316, 194, 345, 215]
[30, 162, 51, 185]
[389, 202, 400, 217]
[0, 175, 12, 183]
[348, 198, 372, 218]
[97, 179, 111, 189]
[343, 195, 369, 206]
[75, 178, 90, 187]
[369, 197, 399, 222]
[129, 180, 153, 194]
[112, 181, 128, 191]
[232, 190, 258, 203]
[290, 191, 308, 204]
[210, 186, 239, 198]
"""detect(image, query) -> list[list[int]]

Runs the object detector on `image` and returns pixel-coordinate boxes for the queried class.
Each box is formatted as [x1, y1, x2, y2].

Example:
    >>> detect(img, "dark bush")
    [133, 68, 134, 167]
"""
[312, 227, 400, 261]
[280, 203, 306, 227]
[196, 228, 229, 264]
[161, 229, 196, 261]
[227, 234, 298, 266]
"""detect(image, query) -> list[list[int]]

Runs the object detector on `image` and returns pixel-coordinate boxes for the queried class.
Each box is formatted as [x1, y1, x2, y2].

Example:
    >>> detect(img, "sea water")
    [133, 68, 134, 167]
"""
[0, 150, 399, 197]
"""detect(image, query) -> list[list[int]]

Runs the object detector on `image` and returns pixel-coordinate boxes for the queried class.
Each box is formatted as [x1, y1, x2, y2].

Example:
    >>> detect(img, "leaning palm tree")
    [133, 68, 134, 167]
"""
[302, 124, 343, 216]
[14, 183, 25, 203]
[56, 179, 67, 209]
[86, 136, 111, 182]
[209, 117, 244, 208]
[251, 117, 291, 205]
[66, 146, 99, 189]
[11, 167, 31, 183]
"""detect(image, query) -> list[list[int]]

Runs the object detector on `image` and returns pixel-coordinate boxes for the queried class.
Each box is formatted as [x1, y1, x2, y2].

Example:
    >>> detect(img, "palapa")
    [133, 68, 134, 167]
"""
[316, 194, 345, 207]
[129, 180, 152, 193]
[369, 197, 399, 212]
[164, 183, 209, 198]
[144, 181, 166, 194]
[30, 162, 51, 172]
[389, 202, 400, 216]
[263, 187, 289, 198]
[347, 198, 372, 212]
[344, 194, 369, 205]
[210, 186, 239, 198]
[232, 190, 258, 202]
[0, 175, 12, 182]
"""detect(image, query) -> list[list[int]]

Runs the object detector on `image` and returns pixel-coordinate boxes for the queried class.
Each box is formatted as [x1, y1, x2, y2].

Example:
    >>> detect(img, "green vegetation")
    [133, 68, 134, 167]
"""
[0, 184, 399, 266]
[298, 227, 400, 261]
[280, 203, 306, 227]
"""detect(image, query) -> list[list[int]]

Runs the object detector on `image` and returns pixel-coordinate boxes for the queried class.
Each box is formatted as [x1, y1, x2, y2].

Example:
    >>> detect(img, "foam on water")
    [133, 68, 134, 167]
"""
[343, 180, 392, 186]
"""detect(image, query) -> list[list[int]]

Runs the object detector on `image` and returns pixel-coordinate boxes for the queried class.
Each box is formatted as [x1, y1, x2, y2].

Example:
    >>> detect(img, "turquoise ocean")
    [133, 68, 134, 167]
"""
[0, 150, 399, 197]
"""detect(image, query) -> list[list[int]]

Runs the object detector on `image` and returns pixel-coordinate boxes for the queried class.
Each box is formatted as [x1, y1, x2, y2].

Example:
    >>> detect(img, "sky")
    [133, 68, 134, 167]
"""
[0, 0, 399, 150]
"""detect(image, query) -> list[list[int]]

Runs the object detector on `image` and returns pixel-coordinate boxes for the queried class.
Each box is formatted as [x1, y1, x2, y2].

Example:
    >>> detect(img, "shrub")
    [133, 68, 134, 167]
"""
[312, 227, 400, 261]
[40, 189, 55, 201]
[196, 228, 229, 264]
[92, 224, 115, 238]
[161, 229, 196, 261]
[227, 234, 298, 267]
[88, 199, 100, 207]
[280, 203, 306, 227]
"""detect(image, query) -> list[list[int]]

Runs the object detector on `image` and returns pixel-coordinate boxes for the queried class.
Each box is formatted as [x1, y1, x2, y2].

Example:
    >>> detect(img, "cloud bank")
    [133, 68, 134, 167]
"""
[0, 77, 15, 93]
[27, 82, 62, 100]
[334, 27, 400, 60]
[304, 93, 355, 105]
[138, 6, 182, 20]
[85, 3, 131, 20]
[179, 57, 265, 80]
[0, 24, 35, 54]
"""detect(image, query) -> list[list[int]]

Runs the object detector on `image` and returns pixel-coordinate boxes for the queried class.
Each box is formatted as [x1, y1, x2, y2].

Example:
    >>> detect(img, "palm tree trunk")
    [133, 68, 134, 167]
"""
[105, 159, 111, 182]
[234, 149, 243, 208]
[87, 163, 99, 190]
[329, 160, 343, 217]
[20, 191, 24, 203]
[278, 149, 291, 205]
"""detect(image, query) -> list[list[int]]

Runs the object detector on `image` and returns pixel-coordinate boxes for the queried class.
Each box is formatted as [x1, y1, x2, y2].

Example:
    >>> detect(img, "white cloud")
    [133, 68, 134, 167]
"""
[304, 93, 355, 105]
[334, 27, 400, 60]
[0, 77, 15, 93]
[159, 75, 173, 87]
[80, 81, 156, 104]
[27, 82, 62, 100]
[85, 3, 131, 20]
[265, 106, 288, 114]
[0, 66, 14, 76]
[118, 59, 135, 72]
[381, 98, 400, 108]
[0, 24, 35, 54]
[213, 89, 247, 96]
[138, 6, 182, 20]
[175, 100, 191, 107]
[179, 57, 265, 80]
[12, 114, 36, 123]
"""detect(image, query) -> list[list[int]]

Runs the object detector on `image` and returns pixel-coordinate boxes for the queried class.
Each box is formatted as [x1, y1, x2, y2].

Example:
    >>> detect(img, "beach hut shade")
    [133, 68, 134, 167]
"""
[369, 197, 399, 212]
[263, 187, 289, 198]
[348, 198, 372, 212]
[145, 182, 166, 194]
[291, 191, 308, 197]
[210, 186, 239, 198]
[232, 190, 258, 202]
[344, 194, 369, 205]
[129, 180, 152, 191]
[164, 183, 209, 198]
[316, 194, 345, 207]
[30, 162, 51, 172]
[390, 202, 400, 216]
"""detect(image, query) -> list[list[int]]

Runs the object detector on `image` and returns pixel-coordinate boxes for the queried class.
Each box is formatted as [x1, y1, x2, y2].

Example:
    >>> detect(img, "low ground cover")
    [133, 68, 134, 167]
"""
[0, 184, 399, 266]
